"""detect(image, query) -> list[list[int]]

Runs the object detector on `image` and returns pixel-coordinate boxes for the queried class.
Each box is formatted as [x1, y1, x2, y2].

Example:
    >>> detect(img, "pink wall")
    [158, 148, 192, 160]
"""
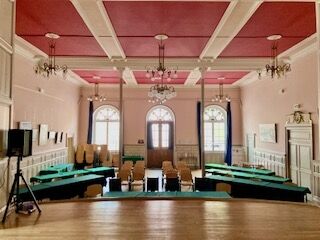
[241, 51, 319, 160]
[12, 54, 80, 154]
[79, 87, 242, 146]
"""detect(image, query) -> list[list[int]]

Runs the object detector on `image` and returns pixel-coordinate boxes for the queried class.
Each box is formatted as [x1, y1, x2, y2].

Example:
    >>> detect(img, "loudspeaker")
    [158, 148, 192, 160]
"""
[7, 129, 32, 157]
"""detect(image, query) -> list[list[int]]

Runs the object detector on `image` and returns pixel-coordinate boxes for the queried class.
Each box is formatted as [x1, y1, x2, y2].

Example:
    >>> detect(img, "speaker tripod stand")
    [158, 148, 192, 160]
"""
[2, 155, 41, 223]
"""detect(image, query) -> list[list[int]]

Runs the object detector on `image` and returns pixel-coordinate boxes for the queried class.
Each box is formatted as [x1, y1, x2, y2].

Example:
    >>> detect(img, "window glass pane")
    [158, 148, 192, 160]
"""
[108, 122, 119, 151]
[95, 122, 107, 144]
[161, 124, 169, 148]
[152, 124, 159, 148]
[95, 106, 119, 121]
[204, 122, 213, 151]
[147, 107, 173, 121]
[213, 122, 225, 151]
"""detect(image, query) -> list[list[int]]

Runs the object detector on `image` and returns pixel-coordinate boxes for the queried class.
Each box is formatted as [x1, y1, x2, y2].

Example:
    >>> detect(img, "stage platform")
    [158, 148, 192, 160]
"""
[1, 199, 320, 239]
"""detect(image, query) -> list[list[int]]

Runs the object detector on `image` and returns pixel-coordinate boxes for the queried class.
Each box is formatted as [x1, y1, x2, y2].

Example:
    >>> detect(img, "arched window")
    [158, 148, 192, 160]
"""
[147, 106, 174, 148]
[93, 105, 119, 151]
[204, 105, 227, 152]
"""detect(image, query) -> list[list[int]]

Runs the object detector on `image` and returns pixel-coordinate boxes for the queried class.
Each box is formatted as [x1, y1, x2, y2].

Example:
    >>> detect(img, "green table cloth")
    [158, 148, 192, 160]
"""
[122, 156, 144, 164]
[207, 175, 310, 202]
[39, 163, 74, 175]
[20, 174, 106, 201]
[103, 191, 231, 199]
[31, 167, 115, 183]
[206, 169, 291, 183]
[205, 163, 275, 175]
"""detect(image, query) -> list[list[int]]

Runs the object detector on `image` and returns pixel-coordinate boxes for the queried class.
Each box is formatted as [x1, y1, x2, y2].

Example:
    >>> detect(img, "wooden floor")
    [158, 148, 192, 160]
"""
[1, 199, 320, 239]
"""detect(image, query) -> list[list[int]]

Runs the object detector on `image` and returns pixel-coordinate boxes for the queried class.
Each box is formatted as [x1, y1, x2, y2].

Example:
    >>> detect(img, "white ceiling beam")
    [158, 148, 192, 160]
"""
[56, 56, 269, 71]
[122, 67, 138, 86]
[200, 0, 263, 59]
[70, 0, 125, 59]
[184, 68, 202, 86]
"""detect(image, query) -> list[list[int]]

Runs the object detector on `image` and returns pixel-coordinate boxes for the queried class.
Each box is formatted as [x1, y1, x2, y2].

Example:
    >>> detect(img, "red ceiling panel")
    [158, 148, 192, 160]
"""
[22, 36, 106, 56]
[220, 2, 316, 57]
[134, 71, 189, 84]
[197, 71, 249, 84]
[118, 37, 209, 57]
[104, 1, 229, 57]
[73, 70, 121, 84]
[16, 0, 106, 56]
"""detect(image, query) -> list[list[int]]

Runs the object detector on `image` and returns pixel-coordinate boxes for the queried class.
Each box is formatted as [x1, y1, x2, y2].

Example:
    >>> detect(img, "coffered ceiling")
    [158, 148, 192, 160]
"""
[15, 0, 317, 87]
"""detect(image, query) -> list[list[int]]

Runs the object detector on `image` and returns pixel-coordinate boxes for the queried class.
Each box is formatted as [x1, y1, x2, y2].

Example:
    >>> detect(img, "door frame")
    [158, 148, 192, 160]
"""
[145, 105, 176, 168]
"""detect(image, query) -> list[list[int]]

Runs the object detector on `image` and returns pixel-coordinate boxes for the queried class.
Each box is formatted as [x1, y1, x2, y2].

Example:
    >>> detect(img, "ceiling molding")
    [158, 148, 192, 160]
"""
[233, 71, 257, 87]
[122, 68, 138, 86]
[0, 36, 13, 54]
[200, 0, 263, 59]
[184, 68, 201, 86]
[278, 33, 317, 62]
[67, 70, 90, 86]
[70, 0, 125, 59]
[14, 35, 47, 62]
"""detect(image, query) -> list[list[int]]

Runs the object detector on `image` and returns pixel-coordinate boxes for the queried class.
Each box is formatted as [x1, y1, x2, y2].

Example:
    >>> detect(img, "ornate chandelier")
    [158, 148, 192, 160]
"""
[212, 80, 230, 102]
[34, 33, 67, 78]
[258, 35, 291, 79]
[147, 34, 177, 104]
[148, 84, 176, 104]
[87, 82, 107, 102]
[146, 34, 178, 82]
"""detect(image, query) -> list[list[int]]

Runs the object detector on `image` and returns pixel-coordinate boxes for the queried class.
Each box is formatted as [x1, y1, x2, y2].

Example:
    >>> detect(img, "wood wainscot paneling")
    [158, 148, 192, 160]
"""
[253, 149, 286, 177]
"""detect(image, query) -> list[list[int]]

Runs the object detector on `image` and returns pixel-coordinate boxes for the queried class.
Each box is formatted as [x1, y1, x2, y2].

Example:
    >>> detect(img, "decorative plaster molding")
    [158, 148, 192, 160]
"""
[286, 111, 312, 126]
[0, 37, 12, 54]
[0, 95, 12, 106]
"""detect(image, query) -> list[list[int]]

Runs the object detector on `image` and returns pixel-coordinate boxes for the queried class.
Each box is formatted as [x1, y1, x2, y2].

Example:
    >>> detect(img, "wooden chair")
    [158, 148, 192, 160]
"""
[135, 160, 145, 168]
[75, 145, 85, 165]
[180, 168, 193, 191]
[117, 168, 131, 190]
[131, 169, 145, 191]
[216, 183, 232, 194]
[85, 145, 94, 167]
[162, 161, 173, 170]
[176, 161, 188, 171]
[98, 144, 108, 163]
[84, 184, 103, 197]
[123, 161, 133, 169]
[112, 154, 120, 168]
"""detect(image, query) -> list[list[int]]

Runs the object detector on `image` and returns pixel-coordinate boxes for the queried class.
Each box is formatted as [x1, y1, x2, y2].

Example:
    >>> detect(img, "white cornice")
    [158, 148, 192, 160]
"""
[0, 37, 13, 54]
[14, 35, 47, 62]
[0, 95, 12, 106]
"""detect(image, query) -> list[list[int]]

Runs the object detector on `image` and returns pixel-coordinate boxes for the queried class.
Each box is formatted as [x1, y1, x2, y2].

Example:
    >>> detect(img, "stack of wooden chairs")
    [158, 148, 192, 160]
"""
[162, 160, 194, 192]
[75, 144, 109, 169]
[110, 160, 146, 192]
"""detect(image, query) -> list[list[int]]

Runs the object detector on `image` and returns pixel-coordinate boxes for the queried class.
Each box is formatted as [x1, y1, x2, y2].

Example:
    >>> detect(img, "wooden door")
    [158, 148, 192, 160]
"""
[286, 112, 313, 191]
[147, 121, 174, 168]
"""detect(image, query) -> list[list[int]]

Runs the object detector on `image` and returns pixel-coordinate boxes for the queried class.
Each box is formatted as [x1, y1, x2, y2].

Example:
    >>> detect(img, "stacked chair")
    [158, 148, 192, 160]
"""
[109, 160, 146, 192]
[75, 144, 111, 169]
[131, 163, 145, 191]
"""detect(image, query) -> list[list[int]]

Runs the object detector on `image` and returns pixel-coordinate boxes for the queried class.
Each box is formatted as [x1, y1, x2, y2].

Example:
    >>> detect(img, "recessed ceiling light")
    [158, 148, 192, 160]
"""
[217, 77, 225, 80]
[45, 33, 60, 39]
[267, 35, 282, 41]
[92, 76, 101, 80]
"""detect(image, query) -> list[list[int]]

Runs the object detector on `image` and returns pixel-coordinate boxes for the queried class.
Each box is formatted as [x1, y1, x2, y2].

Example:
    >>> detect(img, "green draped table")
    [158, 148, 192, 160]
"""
[30, 167, 115, 183]
[207, 175, 310, 202]
[206, 169, 291, 184]
[38, 163, 74, 175]
[20, 174, 106, 201]
[205, 163, 275, 175]
[103, 191, 231, 199]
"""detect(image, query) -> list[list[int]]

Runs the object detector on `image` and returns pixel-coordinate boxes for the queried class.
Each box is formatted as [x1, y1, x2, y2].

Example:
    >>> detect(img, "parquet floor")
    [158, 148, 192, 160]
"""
[1, 199, 320, 240]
